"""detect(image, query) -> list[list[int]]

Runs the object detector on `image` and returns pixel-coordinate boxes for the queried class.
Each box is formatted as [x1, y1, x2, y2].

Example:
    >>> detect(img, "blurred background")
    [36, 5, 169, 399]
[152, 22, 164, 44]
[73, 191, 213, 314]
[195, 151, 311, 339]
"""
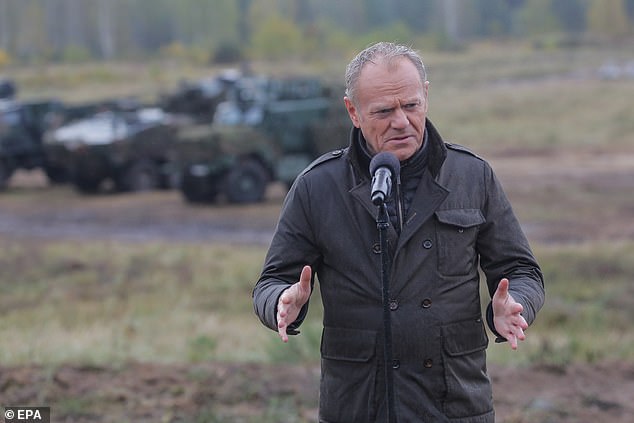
[1, 0, 633, 422]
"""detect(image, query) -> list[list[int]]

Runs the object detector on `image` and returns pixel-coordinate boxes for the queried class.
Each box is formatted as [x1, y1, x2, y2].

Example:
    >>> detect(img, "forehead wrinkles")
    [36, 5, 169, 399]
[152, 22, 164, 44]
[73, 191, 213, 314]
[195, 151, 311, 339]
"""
[360, 77, 423, 106]
[378, 75, 418, 97]
[360, 63, 423, 106]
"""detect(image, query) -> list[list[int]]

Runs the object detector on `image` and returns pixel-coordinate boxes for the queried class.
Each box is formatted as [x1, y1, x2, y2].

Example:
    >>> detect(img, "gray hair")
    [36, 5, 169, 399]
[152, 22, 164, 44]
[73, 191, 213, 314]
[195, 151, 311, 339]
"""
[345, 42, 427, 104]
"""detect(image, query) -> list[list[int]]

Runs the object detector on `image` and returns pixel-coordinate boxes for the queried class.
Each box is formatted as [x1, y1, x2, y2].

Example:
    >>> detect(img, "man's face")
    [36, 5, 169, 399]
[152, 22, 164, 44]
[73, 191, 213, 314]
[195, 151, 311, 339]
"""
[344, 57, 429, 162]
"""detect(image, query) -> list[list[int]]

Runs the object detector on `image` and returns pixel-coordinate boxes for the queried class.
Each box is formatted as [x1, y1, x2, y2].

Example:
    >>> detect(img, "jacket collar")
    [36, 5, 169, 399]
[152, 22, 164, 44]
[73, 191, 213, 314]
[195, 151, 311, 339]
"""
[347, 119, 450, 248]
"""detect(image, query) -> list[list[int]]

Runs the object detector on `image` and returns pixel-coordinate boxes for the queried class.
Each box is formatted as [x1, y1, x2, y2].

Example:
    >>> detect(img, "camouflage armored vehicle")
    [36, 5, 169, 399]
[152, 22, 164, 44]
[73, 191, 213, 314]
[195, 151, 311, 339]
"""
[0, 99, 66, 189]
[177, 75, 349, 204]
[44, 107, 180, 193]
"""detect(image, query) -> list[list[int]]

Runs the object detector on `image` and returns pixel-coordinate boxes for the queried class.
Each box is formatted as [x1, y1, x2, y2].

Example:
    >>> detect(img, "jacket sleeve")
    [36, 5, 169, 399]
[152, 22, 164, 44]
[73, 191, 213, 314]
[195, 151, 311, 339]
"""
[252, 175, 321, 334]
[476, 161, 545, 336]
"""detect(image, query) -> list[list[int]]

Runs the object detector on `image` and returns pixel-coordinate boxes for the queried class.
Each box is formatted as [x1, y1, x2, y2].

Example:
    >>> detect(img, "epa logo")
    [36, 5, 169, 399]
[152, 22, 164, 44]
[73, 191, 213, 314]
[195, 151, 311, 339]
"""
[4, 407, 50, 423]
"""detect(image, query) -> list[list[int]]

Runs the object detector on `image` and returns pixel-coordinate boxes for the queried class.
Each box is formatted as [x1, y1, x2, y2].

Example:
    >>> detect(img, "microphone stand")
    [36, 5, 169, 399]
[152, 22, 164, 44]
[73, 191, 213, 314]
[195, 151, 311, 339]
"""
[376, 201, 397, 423]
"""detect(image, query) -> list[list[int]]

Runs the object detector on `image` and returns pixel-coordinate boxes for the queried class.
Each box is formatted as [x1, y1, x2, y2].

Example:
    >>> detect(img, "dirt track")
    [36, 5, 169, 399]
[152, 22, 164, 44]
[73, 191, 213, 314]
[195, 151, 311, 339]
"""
[1, 361, 633, 422]
[3, 148, 634, 246]
[1, 171, 286, 245]
[2, 149, 634, 422]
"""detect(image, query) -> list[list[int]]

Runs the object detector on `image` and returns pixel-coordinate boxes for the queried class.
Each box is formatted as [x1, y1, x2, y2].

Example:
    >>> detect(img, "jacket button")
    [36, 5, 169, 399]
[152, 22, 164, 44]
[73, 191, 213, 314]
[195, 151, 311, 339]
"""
[422, 239, 433, 249]
[424, 358, 433, 368]
[421, 298, 432, 308]
[372, 243, 381, 254]
[389, 299, 399, 311]
[392, 359, 400, 369]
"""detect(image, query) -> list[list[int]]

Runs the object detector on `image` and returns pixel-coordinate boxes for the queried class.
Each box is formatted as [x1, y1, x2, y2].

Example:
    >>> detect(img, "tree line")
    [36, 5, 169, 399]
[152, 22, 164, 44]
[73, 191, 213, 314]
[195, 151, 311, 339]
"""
[0, 0, 632, 65]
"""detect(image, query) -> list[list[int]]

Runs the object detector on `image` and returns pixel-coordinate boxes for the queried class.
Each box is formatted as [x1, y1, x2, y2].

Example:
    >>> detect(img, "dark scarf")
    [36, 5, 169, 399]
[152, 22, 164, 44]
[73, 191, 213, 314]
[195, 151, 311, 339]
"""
[357, 130, 429, 233]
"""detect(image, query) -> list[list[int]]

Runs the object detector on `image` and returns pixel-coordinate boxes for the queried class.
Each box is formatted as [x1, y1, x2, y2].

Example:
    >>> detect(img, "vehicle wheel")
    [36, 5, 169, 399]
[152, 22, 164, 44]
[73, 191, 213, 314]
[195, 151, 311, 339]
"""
[223, 160, 269, 204]
[180, 166, 220, 203]
[71, 155, 107, 194]
[116, 160, 160, 192]
[0, 161, 14, 191]
[44, 165, 69, 184]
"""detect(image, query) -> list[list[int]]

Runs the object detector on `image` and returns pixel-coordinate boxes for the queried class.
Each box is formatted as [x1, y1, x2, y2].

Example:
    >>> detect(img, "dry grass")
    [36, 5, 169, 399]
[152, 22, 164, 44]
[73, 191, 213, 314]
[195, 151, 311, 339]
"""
[1, 236, 633, 368]
[0, 240, 274, 365]
[486, 240, 634, 365]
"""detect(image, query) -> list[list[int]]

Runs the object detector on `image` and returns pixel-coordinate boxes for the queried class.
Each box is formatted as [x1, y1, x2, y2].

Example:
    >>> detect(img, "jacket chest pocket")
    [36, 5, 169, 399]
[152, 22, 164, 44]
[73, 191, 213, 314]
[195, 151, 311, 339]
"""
[434, 209, 485, 277]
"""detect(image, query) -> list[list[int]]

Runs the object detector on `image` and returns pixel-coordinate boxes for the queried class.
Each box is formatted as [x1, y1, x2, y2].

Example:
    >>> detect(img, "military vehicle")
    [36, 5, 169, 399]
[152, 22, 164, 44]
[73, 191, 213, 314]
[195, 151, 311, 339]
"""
[159, 70, 240, 123]
[44, 107, 182, 193]
[177, 75, 349, 204]
[42, 72, 241, 195]
[41, 73, 349, 201]
[0, 99, 66, 189]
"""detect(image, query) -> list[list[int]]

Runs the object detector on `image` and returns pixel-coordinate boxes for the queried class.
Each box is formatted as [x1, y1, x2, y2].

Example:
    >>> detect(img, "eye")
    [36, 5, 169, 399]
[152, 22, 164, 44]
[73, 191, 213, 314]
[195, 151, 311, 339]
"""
[372, 107, 393, 116]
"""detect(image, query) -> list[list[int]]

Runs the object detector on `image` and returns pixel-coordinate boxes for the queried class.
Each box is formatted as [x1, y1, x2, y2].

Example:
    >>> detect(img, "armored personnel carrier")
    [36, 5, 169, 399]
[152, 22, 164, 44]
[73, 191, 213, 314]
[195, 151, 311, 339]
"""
[42, 72, 238, 195]
[44, 107, 180, 193]
[177, 75, 349, 204]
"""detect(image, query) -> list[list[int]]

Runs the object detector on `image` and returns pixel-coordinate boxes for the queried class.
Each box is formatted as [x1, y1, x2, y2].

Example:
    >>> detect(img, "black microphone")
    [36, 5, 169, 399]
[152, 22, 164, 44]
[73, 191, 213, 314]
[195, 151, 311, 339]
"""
[369, 152, 400, 206]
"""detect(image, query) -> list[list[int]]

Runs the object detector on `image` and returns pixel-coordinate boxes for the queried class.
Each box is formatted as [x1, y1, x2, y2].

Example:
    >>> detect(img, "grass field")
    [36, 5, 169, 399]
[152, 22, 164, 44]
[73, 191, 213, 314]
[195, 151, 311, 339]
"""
[1, 238, 633, 368]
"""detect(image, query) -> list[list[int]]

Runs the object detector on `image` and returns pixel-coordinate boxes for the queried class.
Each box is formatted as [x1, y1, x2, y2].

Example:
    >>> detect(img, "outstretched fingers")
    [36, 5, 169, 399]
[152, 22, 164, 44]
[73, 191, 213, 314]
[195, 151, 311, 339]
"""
[276, 265, 313, 343]
[493, 278, 529, 350]
[277, 293, 290, 342]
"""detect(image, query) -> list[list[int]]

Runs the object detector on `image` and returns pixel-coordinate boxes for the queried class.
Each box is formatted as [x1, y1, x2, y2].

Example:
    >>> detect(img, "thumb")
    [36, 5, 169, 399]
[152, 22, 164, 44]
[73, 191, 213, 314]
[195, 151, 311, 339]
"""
[299, 265, 312, 291]
[494, 278, 509, 302]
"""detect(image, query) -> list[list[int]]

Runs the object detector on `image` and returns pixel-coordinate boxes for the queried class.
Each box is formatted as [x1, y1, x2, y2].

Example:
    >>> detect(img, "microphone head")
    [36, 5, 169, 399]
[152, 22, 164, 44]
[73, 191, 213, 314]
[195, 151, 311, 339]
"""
[369, 152, 400, 177]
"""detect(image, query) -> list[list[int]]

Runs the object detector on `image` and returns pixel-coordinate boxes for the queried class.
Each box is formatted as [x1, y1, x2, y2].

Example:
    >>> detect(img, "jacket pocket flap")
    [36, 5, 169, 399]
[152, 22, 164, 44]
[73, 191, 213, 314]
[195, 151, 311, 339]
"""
[442, 319, 488, 357]
[321, 327, 376, 362]
[435, 209, 485, 228]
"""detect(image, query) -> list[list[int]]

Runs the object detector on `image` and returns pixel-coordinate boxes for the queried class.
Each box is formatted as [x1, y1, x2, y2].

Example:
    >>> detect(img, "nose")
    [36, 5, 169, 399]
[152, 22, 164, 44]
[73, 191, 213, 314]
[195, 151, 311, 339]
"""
[391, 107, 409, 129]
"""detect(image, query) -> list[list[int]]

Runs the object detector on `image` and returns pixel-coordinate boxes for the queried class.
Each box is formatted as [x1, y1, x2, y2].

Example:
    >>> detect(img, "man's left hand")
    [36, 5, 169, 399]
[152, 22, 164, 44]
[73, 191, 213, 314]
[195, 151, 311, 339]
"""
[492, 278, 529, 350]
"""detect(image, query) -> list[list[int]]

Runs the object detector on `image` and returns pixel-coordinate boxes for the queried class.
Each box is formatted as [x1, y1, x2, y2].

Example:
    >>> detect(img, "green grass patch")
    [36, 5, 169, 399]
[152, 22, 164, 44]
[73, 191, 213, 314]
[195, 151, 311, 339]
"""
[1, 237, 633, 367]
[486, 240, 634, 366]
[0, 239, 272, 365]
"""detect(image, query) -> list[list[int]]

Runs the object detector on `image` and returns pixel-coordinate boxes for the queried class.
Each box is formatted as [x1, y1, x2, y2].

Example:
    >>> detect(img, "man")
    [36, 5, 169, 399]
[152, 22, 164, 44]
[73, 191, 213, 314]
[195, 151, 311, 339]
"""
[253, 42, 544, 422]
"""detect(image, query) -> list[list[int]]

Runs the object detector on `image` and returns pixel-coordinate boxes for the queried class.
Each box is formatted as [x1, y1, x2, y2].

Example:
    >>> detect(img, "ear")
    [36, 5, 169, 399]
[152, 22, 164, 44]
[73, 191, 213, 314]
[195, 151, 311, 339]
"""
[423, 80, 430, 113]
[344, 97, 361, 128]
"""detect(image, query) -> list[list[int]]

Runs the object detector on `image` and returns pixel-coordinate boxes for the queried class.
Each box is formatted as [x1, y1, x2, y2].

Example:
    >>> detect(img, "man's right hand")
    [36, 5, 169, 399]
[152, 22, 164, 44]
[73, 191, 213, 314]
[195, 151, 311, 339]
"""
[277, 265, 312, 343]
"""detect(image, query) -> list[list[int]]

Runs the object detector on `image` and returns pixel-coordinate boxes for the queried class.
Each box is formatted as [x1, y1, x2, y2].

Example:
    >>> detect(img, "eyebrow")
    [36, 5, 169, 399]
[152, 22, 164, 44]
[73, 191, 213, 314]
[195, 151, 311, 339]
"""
[370, 97, 421, 111]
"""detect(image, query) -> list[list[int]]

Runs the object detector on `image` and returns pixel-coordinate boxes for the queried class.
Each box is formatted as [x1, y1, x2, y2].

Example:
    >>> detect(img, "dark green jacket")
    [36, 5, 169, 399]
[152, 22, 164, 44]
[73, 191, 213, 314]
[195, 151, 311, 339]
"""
[253, 120, 545, 422]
